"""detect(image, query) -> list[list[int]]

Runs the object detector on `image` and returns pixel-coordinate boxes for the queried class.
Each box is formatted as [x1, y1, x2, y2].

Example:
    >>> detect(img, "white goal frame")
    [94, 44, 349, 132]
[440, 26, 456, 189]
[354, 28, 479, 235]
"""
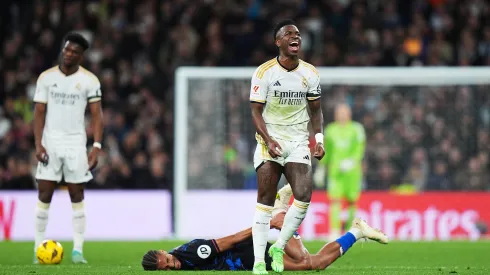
[174, 66, 490, 238]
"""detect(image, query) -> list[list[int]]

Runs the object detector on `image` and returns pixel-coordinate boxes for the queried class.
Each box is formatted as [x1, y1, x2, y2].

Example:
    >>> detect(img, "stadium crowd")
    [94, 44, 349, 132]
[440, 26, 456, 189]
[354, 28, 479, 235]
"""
[0, 0, 489, 191]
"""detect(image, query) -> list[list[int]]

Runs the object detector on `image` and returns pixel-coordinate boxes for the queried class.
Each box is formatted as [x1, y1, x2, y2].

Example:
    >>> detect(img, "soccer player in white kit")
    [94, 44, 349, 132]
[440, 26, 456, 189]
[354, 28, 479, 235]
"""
[249, 20, 325, 274]
[32, 33, 103, 264]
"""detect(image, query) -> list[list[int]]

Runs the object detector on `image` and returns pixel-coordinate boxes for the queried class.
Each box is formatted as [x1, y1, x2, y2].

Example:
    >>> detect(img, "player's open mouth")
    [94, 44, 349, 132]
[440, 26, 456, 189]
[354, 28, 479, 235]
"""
[288, 41, 300, 52]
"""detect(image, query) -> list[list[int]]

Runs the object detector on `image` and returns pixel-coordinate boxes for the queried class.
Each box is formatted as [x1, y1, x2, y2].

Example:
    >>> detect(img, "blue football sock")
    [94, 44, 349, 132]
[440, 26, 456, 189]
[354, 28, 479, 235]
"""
[335, 232, 356, 255]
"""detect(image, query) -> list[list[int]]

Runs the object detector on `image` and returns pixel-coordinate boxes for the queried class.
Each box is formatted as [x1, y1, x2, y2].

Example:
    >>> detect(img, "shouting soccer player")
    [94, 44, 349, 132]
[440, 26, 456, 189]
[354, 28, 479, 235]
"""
[314, 104, 366, 240]
[33, 32, 103, 264]
[141, 186, 388, 271]
[249, 19, 324, 274]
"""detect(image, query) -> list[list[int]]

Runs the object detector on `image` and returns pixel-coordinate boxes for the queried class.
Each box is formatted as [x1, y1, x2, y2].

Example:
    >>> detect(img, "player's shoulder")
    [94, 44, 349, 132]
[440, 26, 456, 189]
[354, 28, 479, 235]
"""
[79, 66, 100, 84]
[38, 66, 60, 82]
[254, 58, 278, 79]
[299, 60, 319, 77]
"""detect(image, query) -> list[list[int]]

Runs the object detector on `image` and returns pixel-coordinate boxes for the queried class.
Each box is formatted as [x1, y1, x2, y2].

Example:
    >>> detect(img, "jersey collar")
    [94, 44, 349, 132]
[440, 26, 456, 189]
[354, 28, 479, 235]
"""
[276, 56, 300, 72]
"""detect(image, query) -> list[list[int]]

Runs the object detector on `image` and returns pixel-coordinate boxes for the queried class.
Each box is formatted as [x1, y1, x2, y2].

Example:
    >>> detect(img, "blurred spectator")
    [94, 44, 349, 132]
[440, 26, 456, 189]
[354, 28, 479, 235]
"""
[1, 0, 489, 191]
[427, 160, 453, 190]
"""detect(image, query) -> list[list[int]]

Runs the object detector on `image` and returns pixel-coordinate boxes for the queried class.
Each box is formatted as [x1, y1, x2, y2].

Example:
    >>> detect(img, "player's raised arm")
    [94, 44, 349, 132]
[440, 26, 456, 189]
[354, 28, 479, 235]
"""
[250, 70, 282, 158]
[33, 75, 49, 164]
[307, 71, 324, 160]
[87, 81, 103, 170]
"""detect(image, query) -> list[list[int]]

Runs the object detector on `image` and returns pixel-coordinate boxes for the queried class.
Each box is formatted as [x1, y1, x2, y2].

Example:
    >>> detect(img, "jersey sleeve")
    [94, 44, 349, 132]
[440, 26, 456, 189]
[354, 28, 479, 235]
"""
[306, 70, 321, 101]
[170, 239, 220, 268]
[87, 77, 102, 103]
[33, 75, 48, 104]
[249, 68, 268, 104]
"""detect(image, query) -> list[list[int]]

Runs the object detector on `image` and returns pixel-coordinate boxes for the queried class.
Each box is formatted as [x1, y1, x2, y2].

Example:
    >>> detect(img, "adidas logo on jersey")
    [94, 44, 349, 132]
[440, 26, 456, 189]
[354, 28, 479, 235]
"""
[303, 155, 310, 160]
[273, 81, 281, 86]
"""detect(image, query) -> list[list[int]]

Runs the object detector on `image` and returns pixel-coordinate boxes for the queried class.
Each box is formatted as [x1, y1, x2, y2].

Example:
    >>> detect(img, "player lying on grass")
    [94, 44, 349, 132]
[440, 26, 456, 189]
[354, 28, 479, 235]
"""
[141, 185, 388, 271]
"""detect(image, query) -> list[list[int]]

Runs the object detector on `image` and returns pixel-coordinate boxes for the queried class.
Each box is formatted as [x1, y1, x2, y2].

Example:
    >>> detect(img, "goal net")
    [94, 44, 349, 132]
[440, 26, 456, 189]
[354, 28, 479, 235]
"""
[174, 67, 490, 238]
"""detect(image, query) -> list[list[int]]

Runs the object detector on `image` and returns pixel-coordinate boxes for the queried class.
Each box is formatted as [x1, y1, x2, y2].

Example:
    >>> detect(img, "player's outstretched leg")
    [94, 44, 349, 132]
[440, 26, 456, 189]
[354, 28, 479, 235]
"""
[350, 218, 389, 244]
[336, 218, 388, 256]
[34, 180, 56, 264]
[68, 183, 88, 264]
[305, 218, 388, 270]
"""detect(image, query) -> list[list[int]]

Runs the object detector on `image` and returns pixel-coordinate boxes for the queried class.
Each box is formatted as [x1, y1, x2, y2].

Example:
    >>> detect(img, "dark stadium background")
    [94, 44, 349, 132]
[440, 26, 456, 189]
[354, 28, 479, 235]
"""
[1, 0, 488, 191]
[0, 0, 489, 243]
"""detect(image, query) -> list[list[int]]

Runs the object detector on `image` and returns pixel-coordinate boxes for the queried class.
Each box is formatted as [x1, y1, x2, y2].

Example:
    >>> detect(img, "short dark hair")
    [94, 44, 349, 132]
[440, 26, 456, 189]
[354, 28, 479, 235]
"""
[63, 32, 90, 51]
[142, 250, 159, 271]
[273, 19, 296, 40]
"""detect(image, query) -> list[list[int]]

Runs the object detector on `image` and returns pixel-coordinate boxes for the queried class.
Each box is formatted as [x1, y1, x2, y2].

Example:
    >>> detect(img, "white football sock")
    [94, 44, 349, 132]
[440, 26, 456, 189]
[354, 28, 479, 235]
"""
[252, 203, 273, 264]
[348, 227, 362, 240]
[34, 201, 50, 252]
[275, 199, 309, 249]
[72, 201, 86, 253]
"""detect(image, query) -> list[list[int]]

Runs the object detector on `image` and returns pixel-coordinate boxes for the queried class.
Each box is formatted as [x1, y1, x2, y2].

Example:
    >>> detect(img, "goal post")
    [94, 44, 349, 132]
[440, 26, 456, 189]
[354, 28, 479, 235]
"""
[174, 67, 490, 239]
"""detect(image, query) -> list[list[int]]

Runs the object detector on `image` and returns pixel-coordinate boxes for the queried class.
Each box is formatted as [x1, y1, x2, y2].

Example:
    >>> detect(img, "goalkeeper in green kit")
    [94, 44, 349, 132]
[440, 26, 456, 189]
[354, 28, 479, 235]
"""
[313, 103, 366, 240]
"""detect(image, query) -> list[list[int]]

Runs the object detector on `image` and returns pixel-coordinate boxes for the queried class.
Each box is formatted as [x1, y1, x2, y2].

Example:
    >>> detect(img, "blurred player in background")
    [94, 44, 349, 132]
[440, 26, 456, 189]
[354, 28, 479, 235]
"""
[249, 19, 324, 274]
[141, 186, 388, 271]
[314, 104, 366, 240]
[33, 32, 103, 264]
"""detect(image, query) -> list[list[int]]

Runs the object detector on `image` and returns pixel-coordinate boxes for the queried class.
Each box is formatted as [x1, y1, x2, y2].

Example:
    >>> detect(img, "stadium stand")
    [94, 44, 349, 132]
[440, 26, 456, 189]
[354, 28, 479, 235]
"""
[0, 0, 489, 191]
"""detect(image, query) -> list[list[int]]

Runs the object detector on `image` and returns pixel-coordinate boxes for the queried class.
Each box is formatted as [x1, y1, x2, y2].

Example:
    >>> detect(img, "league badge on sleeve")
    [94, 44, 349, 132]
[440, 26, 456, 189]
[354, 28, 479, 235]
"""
[252, 85, 260, 95]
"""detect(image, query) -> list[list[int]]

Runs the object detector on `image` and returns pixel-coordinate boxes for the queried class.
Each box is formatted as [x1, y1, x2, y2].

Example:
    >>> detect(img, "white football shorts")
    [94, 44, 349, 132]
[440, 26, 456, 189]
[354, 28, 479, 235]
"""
[253, 138, 311, 170]
[35, 145, 93, 184]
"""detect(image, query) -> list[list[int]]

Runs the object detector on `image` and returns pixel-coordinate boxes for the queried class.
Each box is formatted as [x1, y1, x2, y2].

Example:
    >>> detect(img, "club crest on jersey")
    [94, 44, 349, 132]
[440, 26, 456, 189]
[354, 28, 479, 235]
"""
[301, 77, 308, 88]
[197, 245, 211, 259]
[75, 83, 82, 91]
[252, 85, 260, 95]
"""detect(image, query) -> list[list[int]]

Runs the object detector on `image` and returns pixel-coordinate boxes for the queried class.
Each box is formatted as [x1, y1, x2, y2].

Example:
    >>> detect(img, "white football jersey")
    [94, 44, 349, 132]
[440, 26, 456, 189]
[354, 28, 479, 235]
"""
[33, 66, 101, 146]
[249, 57, 321, 142]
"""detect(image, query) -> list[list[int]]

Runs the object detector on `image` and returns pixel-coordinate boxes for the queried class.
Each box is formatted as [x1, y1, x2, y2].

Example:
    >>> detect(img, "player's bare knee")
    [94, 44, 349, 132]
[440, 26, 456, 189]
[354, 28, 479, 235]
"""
[301, 254, 313, 270]
[257, 191, 275, 206]
[293, 185, 312, 202]
[38, 190, 54, 203]
[37, 180, 56, 203]
[68, 187, 84, 203]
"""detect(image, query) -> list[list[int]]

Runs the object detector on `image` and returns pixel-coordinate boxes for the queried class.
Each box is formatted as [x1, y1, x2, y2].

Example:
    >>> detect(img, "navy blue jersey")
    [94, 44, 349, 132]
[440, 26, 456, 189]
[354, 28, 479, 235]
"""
[169, 238, 272, 271]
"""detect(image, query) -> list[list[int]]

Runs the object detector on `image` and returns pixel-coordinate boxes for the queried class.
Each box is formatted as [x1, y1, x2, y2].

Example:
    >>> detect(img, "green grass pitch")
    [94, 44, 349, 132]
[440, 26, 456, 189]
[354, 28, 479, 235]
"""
[0, 240, 489, 274]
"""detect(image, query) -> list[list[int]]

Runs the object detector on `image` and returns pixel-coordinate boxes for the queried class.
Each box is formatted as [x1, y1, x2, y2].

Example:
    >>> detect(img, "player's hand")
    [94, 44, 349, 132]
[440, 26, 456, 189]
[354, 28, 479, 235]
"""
[313, 142, 325, 160]
[270, 212, 285, 229]
[266, 139, 283, 158]
[35, 145, 49, 165]
[88, 148, 101, 170]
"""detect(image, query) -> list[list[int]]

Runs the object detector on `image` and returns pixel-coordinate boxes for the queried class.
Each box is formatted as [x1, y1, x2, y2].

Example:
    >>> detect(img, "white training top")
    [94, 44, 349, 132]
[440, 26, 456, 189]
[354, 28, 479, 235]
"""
[249, 57, 321, 142]
[33, 66, 101, 147]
